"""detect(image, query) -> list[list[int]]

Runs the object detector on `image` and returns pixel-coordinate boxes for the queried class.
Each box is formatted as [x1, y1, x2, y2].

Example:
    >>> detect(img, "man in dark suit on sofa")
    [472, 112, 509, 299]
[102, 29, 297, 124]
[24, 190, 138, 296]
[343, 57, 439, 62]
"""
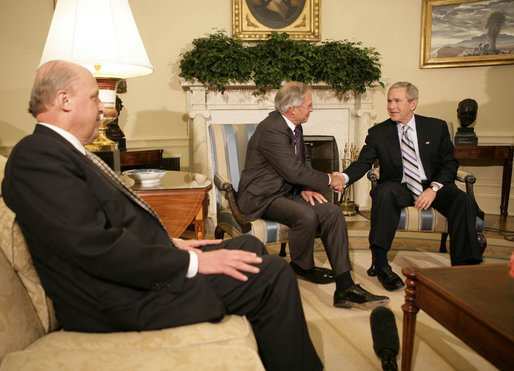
[342, 81, 483, 291]
[2, 60, 323, 371]
[237, 81, 389, 309]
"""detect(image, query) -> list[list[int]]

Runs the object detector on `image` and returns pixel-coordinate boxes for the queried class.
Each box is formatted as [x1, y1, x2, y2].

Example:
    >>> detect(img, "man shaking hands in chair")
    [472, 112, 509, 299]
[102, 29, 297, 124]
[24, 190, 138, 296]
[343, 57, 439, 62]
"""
[341, 81, 483, 291]
[238, 81, 389, 309]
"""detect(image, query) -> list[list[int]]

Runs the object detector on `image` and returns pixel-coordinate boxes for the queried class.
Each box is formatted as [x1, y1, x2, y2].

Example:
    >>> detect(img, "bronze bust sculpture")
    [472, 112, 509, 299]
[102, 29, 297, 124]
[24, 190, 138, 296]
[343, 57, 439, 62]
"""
[455, 98, 478, 145]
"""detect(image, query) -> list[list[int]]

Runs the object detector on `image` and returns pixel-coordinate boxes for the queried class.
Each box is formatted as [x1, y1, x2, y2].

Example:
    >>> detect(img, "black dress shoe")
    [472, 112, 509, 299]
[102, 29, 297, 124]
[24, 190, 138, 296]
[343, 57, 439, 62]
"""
[289, 262, 335, 284]
[376, 265, 405, 291]
[334, 284, 389, 309]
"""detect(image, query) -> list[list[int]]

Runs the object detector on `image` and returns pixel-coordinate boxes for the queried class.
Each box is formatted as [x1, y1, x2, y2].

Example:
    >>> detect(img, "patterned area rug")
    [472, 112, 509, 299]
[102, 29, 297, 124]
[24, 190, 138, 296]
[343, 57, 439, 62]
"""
[266, 229, 513, 261]
[264, 232, 511, 370]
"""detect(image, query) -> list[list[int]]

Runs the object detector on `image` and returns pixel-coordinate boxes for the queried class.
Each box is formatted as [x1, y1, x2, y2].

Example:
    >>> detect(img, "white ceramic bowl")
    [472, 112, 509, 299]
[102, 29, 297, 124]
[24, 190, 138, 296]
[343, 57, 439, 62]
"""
[123, 169, 166, 186]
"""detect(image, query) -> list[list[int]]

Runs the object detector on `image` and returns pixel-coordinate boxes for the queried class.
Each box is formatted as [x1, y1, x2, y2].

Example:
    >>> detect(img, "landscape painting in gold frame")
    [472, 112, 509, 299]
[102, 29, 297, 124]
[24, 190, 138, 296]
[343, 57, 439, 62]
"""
[233, 0, 320, 40]
[421, 0, 514, 68]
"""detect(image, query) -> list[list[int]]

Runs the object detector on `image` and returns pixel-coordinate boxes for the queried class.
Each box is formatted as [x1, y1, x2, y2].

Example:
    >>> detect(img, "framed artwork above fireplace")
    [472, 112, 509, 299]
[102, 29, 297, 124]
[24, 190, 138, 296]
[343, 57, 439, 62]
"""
[233, 0, 321, 40]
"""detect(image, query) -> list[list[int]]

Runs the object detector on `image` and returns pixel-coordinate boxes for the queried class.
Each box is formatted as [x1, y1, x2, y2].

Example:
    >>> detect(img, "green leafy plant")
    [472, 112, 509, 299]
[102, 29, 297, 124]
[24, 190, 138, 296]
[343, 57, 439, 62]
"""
[178, 31, 252, 93]
[313, 40, 382, 95]
[251, 32, 316, 95]
[179, 31, 382, 96]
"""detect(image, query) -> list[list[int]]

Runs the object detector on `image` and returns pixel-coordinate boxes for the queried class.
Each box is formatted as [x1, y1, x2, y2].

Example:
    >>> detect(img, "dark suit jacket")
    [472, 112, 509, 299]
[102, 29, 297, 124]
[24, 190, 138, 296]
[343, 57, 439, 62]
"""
[344, 115, 458, 187]
[2, 125, 226, 332]
[237, 110, 330, 221]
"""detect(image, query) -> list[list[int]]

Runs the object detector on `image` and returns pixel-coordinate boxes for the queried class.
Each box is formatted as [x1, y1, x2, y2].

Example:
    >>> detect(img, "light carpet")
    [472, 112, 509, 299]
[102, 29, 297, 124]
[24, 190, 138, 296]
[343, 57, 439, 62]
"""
[266, 235, 512, 371]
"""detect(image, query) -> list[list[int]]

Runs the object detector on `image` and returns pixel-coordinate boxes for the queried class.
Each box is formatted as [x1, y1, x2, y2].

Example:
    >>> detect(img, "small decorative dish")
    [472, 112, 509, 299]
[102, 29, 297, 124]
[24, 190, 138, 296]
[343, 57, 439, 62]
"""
[123, 169, 166, 186]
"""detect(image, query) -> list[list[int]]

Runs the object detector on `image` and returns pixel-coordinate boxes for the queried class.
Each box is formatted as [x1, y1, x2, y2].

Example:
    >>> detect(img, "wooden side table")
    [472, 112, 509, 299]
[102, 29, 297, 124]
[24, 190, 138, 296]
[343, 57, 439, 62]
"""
[454, 144, 513, 217]
[401, 264, 514, 371]
[131, 171, 211, 239]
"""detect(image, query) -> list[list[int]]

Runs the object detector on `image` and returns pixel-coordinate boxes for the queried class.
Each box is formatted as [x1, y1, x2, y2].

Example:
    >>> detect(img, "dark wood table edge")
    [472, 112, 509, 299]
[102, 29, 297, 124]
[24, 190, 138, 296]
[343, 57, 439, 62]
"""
[400, 265, 514, 371]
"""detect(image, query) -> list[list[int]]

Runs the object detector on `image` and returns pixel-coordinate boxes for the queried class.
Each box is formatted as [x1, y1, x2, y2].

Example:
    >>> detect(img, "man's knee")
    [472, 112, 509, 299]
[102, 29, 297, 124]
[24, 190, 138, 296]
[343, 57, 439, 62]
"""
[261, 255, 296, 283]
[296, 207, 318, 228]
[372, 181, 398, 200]
[241, 235, 267, 254]
[224, 235, 266, 255]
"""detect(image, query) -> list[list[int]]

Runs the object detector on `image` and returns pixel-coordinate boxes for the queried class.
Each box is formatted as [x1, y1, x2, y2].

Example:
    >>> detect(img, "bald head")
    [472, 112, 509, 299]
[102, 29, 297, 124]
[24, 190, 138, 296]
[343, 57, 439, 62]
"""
[29, 60, 83, 118]
[29, 60, 105, 145]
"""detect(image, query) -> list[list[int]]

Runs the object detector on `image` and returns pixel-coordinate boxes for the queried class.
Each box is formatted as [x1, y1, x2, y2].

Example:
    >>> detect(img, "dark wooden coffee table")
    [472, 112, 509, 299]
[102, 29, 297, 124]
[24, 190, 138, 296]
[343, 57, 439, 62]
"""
[401, 264, 514, 371]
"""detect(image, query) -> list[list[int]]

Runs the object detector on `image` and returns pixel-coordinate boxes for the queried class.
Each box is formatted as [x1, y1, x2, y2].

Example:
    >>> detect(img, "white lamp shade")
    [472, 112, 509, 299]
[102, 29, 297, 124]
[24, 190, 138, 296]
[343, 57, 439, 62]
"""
[40, 0, 153, 78]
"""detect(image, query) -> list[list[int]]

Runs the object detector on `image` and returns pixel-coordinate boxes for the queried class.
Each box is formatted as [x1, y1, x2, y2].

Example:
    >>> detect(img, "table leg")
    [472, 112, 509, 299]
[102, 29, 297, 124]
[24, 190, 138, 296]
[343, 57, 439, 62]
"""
[193, 193, 209, 240]
[500, 147, 513, 217]
[401, 270, 420, 371]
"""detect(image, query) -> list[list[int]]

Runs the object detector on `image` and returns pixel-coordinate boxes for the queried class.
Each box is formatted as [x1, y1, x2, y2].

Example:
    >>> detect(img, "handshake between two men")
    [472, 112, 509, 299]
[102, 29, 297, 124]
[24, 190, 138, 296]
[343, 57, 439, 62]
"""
[330, 172, 346, 193]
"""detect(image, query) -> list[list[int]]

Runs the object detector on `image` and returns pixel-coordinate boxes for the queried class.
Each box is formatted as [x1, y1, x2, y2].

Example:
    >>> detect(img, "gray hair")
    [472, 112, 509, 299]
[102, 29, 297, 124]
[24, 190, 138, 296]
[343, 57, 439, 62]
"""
[389, 81, 419, 101]
[28, 60, 78, 118]
[275, 81, 311, 113]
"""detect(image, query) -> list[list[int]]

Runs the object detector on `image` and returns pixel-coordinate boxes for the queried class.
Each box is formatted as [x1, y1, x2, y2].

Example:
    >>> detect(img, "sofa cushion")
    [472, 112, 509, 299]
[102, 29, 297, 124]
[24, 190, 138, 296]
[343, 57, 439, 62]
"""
[0, 248, 44, 360]
[0, 156, 57, 334]
[0, 198, 58, 334]
[0, 344, 265, 370]
[1, 315, 263, 370]
[28, 315, 257, 352]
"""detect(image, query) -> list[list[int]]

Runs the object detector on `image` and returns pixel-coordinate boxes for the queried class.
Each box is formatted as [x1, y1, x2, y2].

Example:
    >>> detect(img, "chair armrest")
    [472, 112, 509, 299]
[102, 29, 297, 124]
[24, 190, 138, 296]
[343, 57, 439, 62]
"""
[455, 169, 484, 220]
[456, 168, 476, 195]
[367, 167, 379, 192]
[213, 174, 252, 234]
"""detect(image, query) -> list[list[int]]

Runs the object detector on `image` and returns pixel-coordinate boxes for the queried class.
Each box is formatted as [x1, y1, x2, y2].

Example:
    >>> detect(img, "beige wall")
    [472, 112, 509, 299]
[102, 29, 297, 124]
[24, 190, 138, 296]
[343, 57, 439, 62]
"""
[1, 0, 513, 213]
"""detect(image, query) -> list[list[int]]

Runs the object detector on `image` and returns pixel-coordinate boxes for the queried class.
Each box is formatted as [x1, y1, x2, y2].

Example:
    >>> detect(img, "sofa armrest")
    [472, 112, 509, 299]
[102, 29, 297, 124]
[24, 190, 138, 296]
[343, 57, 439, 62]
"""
[213, 174, 252, 234]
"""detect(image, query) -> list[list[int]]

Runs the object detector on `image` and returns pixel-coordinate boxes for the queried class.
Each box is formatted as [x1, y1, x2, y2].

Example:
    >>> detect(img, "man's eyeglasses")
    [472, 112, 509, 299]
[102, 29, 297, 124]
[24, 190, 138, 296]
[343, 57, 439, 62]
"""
[297, 104, 314, 111]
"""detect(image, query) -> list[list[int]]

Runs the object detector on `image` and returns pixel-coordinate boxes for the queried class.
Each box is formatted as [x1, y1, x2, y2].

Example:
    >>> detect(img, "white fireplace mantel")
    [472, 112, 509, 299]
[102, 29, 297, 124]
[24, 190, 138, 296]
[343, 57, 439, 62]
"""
[181, 79, 387, 228]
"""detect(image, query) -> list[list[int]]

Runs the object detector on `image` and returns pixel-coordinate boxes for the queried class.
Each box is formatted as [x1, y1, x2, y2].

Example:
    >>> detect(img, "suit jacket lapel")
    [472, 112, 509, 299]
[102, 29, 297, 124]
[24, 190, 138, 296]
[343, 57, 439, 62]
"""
[276, 112, 298, 161]
[34, 124, 159, 221]
[415, 115, 432, 176]
[384, 120, 402, 168]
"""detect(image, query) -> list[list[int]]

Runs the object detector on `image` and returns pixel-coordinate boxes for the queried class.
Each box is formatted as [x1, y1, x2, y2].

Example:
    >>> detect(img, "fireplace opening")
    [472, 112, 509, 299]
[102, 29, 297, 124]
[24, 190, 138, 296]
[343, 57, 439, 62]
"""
[304, 135, 339, 204]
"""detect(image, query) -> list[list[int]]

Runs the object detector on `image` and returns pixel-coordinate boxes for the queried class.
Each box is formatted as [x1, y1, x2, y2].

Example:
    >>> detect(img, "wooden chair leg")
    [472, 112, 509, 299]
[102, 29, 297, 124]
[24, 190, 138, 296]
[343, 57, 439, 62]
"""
[439, 233, 448, 253]
[279, 243, 287, 257]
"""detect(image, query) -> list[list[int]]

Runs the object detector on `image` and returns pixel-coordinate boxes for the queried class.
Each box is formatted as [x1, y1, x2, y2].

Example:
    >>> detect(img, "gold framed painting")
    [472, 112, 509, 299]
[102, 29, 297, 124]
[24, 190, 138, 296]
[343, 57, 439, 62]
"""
[420, 0, 514, 68]
[233, 0, 320, 40]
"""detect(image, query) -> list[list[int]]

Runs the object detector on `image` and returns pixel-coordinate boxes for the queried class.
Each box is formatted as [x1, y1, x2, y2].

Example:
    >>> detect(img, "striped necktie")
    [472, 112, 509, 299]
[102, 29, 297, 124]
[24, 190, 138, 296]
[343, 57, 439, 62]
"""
[401, 126, 423, 197]
[85, 150, 168, 231]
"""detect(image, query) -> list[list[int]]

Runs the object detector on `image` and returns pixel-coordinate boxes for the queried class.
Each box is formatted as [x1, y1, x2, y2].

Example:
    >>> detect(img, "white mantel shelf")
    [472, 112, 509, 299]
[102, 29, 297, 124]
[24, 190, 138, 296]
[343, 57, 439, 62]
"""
[181, 79, 388, 229]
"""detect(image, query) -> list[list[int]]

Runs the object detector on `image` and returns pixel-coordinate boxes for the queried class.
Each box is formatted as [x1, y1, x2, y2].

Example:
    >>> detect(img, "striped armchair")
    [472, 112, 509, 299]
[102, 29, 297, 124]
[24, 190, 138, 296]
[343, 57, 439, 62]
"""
[208, 124, 289, 256]
[366, 122, 486, 276]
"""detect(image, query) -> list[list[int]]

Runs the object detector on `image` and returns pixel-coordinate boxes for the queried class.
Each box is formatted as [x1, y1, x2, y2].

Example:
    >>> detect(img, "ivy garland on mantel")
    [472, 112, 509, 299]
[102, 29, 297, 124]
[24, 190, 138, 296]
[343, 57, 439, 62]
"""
[179, 31, 383, 97]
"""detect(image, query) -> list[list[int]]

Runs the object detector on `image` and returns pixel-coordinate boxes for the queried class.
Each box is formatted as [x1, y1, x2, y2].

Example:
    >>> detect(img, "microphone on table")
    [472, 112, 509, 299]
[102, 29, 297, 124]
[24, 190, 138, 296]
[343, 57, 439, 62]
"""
[370, 306, 399, 371]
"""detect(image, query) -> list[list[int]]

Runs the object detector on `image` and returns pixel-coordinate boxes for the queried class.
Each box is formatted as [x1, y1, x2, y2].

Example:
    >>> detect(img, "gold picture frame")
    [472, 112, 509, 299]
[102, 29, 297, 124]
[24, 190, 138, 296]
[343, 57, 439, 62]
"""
[421, 0, 514, 68]
[233, 0, 320, 40]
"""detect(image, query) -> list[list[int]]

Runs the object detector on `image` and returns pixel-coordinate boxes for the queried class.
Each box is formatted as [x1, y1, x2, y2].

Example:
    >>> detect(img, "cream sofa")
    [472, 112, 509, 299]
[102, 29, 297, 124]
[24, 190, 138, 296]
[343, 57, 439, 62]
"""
[0, 156, 264, 370]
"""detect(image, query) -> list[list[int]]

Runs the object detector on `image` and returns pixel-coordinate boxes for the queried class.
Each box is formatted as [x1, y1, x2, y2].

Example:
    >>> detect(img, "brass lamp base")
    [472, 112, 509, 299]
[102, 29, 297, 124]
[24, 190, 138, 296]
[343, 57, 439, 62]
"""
[340, 201, 359, 216]
[86, 118, 116, 152]
[85, 76, 121, 152]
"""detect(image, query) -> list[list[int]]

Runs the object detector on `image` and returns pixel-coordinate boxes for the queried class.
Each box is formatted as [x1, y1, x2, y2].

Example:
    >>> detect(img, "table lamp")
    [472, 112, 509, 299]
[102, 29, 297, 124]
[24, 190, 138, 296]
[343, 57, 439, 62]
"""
[39, 0, 153, 152]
